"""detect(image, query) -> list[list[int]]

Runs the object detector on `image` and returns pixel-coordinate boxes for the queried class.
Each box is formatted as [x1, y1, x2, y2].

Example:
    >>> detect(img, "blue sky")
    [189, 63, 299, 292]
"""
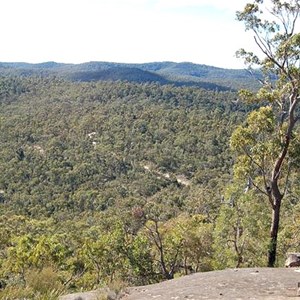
[0, 0, 254, 69]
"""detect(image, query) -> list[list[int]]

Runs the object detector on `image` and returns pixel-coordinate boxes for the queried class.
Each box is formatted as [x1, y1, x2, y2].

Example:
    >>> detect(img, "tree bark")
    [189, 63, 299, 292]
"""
[268, 198, 281, 267]
[267, 94, 296, 267]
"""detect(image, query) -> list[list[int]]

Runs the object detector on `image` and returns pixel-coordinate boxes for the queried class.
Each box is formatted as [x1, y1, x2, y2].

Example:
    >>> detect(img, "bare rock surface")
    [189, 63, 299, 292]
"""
[285, 253, 300, 268]
[60, 289, 103, 300]
[60, 268, 300, 300]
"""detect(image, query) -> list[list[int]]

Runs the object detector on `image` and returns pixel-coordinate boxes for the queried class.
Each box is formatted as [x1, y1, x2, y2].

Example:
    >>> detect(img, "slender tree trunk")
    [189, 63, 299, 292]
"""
[268, 198, 281, 267]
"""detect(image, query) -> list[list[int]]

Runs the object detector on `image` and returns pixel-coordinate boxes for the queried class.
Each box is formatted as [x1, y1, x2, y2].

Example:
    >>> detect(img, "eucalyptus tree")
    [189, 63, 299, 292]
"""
[232, 0, 300, 267]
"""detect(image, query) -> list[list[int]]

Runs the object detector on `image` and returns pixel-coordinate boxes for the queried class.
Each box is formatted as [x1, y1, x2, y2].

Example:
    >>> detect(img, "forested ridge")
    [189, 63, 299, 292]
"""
[0, 61, 261, 91]
[0, 74, 299, 299]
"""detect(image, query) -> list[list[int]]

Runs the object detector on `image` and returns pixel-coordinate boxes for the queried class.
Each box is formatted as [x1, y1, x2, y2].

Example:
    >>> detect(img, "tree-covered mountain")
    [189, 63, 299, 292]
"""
[1, 74, 298, 299]
[0, 76, 243, 217]
[0, 61, 260, 91]
[0, 76, 247, 297]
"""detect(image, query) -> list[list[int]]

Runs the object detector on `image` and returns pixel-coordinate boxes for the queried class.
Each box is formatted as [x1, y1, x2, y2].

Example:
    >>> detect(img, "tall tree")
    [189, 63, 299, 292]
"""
[232, 0, 300, 267]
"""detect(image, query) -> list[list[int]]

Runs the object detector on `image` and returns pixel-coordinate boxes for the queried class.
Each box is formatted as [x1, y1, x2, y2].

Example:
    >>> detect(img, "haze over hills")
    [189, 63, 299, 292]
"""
[0, 61, 260, 91]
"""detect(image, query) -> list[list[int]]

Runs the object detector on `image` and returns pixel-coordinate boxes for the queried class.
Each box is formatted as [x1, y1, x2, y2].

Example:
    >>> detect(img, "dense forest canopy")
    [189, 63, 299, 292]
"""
[0, 63, 299, 299]
[0, 75, 243, 297]
[0, 76, 244, 217]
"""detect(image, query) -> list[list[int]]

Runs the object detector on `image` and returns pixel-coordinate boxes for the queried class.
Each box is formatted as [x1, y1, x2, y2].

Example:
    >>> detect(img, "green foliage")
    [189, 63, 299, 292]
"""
[0, 266, 64, 300]
[25, 267, 64, 295]
[233, 0, 300, 267]
[0, 71, 243, 293]
[80, 223, 128, 287]
[175, 214, 214, 272]
[0, 73, 283, 295]
[0, 77, 241, 218]
[213, 184, 270, 269]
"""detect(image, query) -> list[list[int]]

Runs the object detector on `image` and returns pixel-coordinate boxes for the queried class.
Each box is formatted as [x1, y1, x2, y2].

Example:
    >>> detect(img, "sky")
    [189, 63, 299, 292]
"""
[0, 0, 255, 69]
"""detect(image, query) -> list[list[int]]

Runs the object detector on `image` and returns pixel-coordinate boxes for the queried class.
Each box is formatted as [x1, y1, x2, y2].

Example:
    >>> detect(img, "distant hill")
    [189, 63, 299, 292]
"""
[0, 61, 261, 90]
[65, 67, 170, 84]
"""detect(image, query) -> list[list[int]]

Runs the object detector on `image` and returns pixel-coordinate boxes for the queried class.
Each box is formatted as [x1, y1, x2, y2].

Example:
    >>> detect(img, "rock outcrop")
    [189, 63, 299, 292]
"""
[285, 253, 300, 267]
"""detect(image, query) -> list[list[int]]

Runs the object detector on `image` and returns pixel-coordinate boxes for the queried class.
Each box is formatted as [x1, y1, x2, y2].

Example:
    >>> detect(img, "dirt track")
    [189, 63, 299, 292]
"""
[60, 268, 300, 300]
